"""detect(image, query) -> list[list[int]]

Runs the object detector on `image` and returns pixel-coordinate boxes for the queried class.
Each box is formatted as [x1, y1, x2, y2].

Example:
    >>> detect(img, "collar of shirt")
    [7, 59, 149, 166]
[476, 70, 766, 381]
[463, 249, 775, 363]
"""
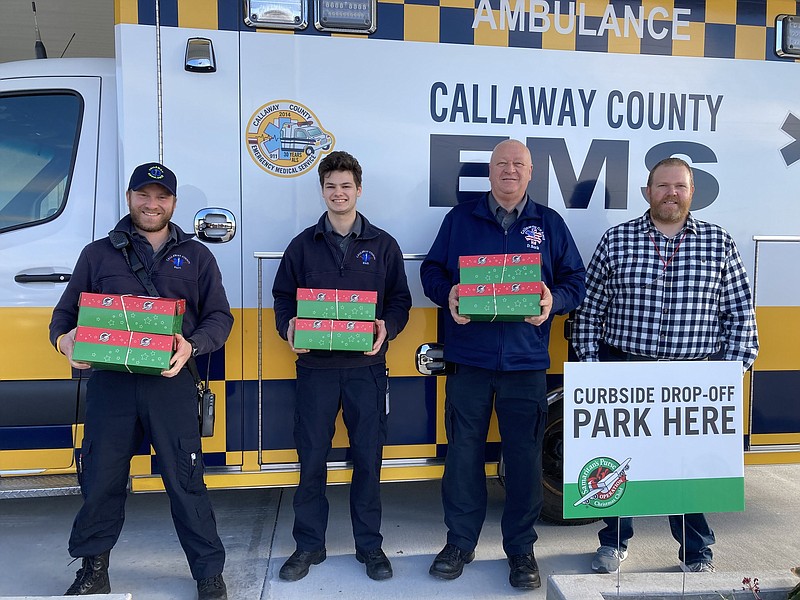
[640, 210, 699, 239]
[128, 221, 177, 264]
[488, 193, 527, 229]
[324, 212, 362, 239]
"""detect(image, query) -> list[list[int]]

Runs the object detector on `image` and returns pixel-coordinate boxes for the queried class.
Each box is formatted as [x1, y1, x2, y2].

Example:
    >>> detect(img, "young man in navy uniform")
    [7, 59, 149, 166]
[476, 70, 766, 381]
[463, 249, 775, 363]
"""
[272, 151, 411, 582]
[50, 162, 232, 599]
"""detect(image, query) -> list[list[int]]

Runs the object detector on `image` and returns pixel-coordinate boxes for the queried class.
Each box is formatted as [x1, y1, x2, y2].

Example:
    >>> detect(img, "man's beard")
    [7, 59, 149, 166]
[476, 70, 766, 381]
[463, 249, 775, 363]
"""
[652, 201, 688, 224]
[130, 209, 172, 232]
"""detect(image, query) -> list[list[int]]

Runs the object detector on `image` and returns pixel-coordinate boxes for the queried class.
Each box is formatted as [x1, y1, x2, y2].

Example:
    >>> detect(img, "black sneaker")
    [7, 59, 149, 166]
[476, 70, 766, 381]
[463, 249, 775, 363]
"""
[508, 552, 541, 589]
[429, 543, 475, 580]
[197, 573, 227, 600]
[64, 551, 111, 595]
[355, 548, 393, 581]
[279, 549, 327, 582]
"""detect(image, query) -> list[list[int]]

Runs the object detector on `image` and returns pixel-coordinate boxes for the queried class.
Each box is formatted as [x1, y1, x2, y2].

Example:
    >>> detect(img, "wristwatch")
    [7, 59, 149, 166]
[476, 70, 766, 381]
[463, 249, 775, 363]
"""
[188, 338, 199, 357]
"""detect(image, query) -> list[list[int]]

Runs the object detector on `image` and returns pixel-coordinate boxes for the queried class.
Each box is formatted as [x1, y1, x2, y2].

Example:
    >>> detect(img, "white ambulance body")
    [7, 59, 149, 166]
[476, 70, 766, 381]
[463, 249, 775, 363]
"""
[1, 0, 798, 521]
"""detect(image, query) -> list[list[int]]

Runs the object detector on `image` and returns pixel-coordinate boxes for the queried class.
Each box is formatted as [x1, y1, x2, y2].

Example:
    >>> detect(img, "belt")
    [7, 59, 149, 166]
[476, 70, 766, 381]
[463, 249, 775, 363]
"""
[606, 345, 709, 362]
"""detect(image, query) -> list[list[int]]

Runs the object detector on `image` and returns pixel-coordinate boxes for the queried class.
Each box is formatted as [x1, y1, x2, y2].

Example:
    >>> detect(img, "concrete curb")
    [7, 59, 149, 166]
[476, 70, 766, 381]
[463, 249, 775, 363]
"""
[547, 570, 795, 600]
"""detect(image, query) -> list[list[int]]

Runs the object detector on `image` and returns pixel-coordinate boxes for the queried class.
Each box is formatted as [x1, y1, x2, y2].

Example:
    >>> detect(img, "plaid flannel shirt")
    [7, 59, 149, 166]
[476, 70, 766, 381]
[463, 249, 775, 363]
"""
[573, 212, 758, 370]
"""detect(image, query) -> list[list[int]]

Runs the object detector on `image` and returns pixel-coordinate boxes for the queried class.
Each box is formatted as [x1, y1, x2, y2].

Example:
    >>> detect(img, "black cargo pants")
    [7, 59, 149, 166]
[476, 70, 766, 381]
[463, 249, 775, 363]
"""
[68, 369, 225, 580]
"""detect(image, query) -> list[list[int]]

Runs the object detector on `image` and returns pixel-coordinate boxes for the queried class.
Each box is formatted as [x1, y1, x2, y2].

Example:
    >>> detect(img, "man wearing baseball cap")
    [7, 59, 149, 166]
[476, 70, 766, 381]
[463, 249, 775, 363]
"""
[50, 162, 232, 599]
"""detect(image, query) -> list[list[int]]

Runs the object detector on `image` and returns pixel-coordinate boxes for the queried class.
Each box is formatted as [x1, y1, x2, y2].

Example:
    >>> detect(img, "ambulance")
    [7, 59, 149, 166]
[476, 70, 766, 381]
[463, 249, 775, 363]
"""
[1, 0, 798, 524]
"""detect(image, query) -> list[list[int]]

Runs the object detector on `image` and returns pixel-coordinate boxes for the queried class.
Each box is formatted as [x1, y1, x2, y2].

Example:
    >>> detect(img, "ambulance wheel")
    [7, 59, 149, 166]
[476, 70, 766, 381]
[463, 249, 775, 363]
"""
[540, 396, 599, 525]
[305, 146, 314, 156]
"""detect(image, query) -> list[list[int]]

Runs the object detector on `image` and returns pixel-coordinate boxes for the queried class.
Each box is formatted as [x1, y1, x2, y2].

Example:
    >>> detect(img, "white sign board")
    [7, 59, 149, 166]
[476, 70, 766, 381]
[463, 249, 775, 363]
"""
[563, 361, 744, 519]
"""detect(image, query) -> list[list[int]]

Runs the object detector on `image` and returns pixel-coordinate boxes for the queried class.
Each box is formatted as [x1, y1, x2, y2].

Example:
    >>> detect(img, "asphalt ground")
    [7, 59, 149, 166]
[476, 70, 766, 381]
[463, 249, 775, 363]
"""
[1, 463, 798, 599]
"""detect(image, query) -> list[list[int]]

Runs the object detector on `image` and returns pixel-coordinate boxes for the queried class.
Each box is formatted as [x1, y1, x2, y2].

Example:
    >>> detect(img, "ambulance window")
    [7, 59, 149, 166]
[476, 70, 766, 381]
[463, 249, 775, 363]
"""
[0, 92, 82, 233]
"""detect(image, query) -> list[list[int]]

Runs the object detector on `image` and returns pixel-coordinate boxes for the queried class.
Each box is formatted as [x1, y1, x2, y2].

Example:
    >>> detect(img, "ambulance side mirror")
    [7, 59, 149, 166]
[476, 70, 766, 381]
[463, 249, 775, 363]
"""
[415, 343, 448, 376]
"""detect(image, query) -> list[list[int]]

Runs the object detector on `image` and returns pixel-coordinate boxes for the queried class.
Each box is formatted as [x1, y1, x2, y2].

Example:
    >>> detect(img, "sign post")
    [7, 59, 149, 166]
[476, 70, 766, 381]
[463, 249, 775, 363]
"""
[563, 361, 744, 519]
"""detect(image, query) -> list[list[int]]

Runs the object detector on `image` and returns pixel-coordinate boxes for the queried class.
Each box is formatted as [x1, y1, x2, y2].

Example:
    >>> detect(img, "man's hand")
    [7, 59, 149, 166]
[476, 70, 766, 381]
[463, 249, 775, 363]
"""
[448, 284, 471, 325]
[58, 328, 92, 370]
[286, 317, 309, 354]
[365, 319, 387, 356]
[163, 333, 192, 377]
[524, 281, 553, 326]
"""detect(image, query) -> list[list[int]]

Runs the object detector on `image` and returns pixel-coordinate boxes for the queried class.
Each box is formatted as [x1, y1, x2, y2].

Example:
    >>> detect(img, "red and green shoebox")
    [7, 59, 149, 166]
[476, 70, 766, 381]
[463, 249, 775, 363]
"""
[458, 282, 543, 321]
[296, 288, 377, 321]
[77, 293, 185, 335]
[459, 253, 541, 284]
[72, 326, 174, 375]
[294, 318, 375, 351]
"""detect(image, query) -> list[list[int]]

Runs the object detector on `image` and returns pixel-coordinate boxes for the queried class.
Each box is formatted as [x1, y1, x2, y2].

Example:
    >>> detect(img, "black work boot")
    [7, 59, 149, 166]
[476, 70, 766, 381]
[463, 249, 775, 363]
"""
[197, 573, 227, 600]
[64, 551, 111, 595]
[279, 549, 327, 581]
[429, 543, 475, 580]
[508, 552, 541, 589]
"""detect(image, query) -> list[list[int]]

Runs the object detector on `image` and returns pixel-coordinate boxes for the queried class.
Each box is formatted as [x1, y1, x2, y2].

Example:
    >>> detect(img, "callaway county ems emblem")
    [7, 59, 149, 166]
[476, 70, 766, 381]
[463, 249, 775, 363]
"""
[574, 456, 631, 509]
[246, 100, 335, 177]
[166, 254, 191, 270]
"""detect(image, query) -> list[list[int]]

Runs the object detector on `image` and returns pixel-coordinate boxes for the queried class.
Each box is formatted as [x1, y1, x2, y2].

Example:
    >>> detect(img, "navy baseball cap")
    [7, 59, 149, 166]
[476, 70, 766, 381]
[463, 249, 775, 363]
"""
[127, 162, 178, 196]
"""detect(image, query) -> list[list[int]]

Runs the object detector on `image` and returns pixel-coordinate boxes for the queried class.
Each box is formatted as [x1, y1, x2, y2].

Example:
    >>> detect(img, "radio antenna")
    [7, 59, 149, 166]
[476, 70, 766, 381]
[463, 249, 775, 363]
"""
[32, 2, 48, 59]
[60, 33, 76, 58]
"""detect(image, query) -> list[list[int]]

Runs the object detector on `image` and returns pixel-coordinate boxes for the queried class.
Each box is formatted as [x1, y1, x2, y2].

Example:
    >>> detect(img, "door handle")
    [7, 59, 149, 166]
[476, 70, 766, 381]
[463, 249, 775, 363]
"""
[15, 273, 71, 283]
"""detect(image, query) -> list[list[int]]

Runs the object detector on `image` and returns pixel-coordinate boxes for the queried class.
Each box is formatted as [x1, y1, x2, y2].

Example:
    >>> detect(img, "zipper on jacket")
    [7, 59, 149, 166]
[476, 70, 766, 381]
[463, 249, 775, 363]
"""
[323, 233, 351, 277]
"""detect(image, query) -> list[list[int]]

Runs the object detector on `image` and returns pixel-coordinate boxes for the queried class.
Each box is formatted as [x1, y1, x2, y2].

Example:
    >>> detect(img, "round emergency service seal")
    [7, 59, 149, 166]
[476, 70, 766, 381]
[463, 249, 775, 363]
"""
[575, 456, 629, 509]
[246, 100, 335, 178]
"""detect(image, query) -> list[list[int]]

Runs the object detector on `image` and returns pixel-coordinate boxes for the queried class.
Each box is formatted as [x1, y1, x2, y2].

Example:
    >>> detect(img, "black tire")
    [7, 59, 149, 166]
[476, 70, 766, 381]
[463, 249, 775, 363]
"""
[540, 395, 599, 526]
[304, 146, 314, 156]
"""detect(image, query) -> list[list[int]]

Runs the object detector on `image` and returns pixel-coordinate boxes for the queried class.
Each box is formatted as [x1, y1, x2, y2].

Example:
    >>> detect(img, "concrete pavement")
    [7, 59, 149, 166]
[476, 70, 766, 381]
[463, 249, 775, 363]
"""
[1, 463, 798, 599]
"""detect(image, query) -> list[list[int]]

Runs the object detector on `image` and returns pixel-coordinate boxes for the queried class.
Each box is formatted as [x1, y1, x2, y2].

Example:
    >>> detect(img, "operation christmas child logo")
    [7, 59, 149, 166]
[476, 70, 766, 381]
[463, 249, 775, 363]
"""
[574, 456, 631, 509]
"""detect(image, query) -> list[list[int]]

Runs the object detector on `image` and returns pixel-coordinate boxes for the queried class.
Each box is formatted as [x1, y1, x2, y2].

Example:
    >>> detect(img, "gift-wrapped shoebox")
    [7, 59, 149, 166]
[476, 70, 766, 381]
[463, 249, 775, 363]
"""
[457, 282, 543, 321]
[293, 319, 375, 351]
[294, 288, 377, 351]
[72, 293, 185, 374]
[458, 253, 542, 321]
[458, 253, 541, 284]
[295, 288, 377, 321]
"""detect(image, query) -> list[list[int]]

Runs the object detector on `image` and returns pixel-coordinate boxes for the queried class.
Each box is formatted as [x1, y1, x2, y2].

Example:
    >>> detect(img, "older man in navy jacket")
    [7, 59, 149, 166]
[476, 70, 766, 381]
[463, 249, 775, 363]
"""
[421, 139, 585, 590]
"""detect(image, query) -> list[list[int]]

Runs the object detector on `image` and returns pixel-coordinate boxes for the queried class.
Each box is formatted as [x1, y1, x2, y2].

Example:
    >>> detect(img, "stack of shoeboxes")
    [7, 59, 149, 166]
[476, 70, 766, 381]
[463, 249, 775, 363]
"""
[458, 253, 542, 321]
[294, 288, 376, 351]
[71, 293, 185, 374]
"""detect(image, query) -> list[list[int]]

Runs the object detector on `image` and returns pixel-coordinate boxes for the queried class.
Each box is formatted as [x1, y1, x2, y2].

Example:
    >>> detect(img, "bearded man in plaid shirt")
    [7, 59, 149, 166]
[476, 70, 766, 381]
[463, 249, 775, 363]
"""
[572, 156, 758, 575]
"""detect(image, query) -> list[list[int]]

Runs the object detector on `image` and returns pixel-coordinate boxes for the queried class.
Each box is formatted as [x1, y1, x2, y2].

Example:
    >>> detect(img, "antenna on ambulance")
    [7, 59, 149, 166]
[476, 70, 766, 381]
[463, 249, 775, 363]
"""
[32, 2, 48, 59]
[60, 33, 76, 58]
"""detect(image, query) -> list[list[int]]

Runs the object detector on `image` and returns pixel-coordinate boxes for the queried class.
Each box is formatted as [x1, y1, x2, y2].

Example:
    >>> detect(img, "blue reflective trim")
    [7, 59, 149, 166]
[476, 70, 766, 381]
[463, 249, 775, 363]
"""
[752, 371, 800, 435]
[0, 426, 72, 450]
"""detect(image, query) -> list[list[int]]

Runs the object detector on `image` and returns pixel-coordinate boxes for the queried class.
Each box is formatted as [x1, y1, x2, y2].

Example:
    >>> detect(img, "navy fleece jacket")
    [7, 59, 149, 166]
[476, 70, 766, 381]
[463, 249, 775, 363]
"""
[272, 212, 412, 369]
[420, 194, 585, 371]
[50, 215, 233, 356]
